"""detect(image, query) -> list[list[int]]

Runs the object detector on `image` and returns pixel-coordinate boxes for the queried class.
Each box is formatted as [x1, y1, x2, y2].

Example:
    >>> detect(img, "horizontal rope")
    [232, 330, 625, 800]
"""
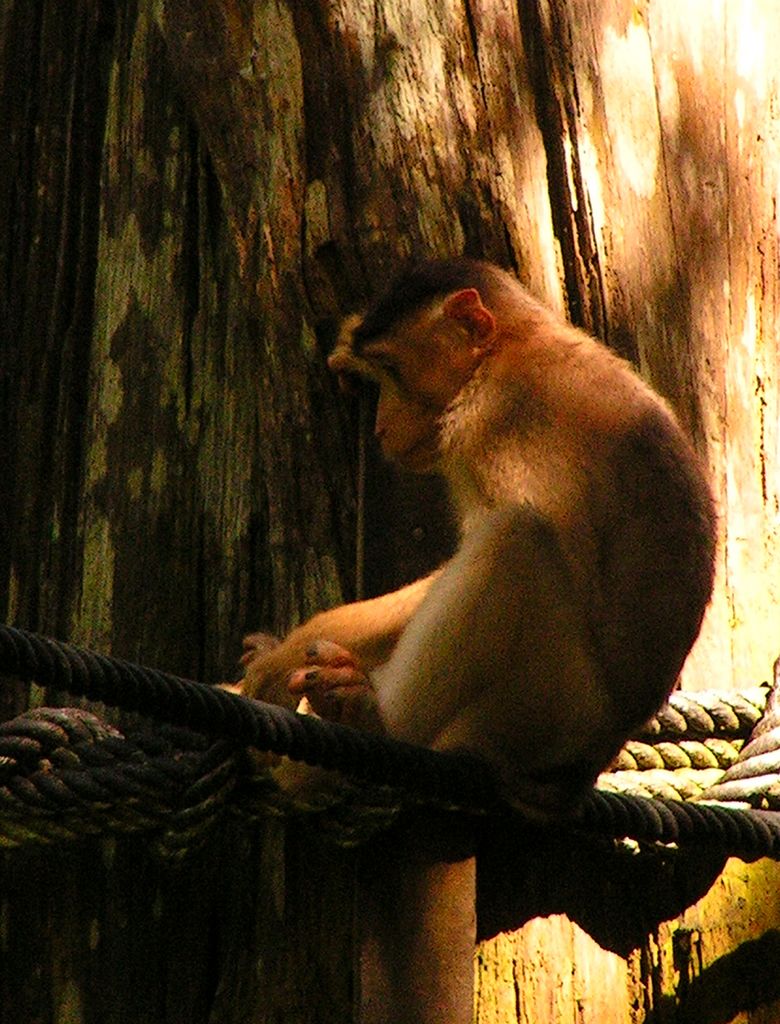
[612, 737, 745, 773]
[0, 707, 245, 856]
[0, 706, 403, 853]
[2, 624, 780, 860]
[1, 703, 778, 861]
[638, 687, 768, 741]
[579, 789, 780, 861]
[0, 625, 498, 807]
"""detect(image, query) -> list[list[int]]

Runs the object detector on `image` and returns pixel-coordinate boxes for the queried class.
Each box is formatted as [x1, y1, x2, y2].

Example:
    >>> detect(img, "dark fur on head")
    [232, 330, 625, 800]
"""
[354, 258, 506, 350]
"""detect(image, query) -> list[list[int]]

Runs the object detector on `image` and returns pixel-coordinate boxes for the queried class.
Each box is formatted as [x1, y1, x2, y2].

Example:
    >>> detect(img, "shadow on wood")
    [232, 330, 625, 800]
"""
[476, 818, 727, 954]
[667, 928, 780, 1024]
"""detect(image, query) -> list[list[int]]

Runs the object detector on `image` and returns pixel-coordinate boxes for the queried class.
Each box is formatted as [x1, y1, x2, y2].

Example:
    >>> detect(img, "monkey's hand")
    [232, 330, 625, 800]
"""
[240, 627, 316, 707]
[287, 639, 384, 733]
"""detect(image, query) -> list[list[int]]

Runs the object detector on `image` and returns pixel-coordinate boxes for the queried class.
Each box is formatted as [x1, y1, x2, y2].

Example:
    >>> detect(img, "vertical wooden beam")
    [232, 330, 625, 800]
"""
[357, 816, 476, 1024]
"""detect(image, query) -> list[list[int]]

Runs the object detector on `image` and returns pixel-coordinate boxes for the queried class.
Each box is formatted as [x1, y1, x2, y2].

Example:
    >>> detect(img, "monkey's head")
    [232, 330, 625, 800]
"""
[329, 259, 504, 472]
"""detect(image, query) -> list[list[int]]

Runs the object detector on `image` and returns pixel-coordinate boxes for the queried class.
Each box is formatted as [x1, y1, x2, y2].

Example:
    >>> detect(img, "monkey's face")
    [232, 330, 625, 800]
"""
[329, 302, 488, 472]
[371, 378, 442, 471]
[330, 343, 444, 471]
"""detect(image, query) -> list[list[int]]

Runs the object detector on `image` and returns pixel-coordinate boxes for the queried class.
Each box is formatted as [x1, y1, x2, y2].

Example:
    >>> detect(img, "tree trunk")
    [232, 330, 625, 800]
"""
[1, 0, 779, 1022]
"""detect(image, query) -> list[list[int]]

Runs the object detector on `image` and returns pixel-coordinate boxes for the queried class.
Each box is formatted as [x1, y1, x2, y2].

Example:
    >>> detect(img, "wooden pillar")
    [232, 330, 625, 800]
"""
[357, 815, 476, 1024]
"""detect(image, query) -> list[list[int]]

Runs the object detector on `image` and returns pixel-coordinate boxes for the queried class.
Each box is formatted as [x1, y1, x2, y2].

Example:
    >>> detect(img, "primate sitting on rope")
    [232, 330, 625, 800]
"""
[241, 258, 716, 816]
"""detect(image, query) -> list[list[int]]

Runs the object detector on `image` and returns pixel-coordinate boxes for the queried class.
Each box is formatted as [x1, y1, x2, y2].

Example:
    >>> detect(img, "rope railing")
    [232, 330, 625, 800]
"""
[1, 624, 780, 861]
[0, 625, 498, 806]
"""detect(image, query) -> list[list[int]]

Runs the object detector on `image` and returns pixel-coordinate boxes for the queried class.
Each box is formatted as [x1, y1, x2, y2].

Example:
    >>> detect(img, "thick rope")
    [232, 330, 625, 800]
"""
[2, 624, 780, 860]
[0, 706, 402, 853]
[638, 687, 768, 741]
[578, 789, 780, 862]
[698, 670, 780, 806]
[0, 707, 245, 857]
[603, 686, 772, 802]
[0, 625, 498, 807]
[2, 704, 779, 861]
[612, 737, 745, 773]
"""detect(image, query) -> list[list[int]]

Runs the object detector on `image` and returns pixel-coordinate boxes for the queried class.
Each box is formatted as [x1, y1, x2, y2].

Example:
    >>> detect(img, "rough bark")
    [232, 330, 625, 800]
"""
[0, 1, 358, 683]
[0, 823, 358, 1024]
[475, 849, 780, 1024]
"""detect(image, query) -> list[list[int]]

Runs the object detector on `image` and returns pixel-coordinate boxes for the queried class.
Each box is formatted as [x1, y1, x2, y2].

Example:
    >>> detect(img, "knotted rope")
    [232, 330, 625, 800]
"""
[0, 707, 245, 856]
[1, 624, 780, 861]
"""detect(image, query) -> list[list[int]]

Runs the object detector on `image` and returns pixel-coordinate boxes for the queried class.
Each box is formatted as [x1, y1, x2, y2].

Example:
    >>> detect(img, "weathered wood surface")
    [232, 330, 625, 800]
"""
[0, 1, 358, 683]
[0, 822, 359, 1024]
[476, 856, 780, 1023]
[2, 0, 777, 705]
[1, 0, 780, 1022]
[3, 818, 780, 1023]
[475, 827, 780, 1023]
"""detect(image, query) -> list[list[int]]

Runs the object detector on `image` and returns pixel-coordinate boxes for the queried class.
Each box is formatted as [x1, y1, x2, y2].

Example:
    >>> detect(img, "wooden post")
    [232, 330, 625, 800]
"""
[357, 815, 476, 1024]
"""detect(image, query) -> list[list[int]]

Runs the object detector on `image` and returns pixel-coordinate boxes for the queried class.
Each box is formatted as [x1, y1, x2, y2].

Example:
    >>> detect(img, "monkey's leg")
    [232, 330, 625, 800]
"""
[374, 505, 617, 802]
[242, 570, 442, 706]
[357, 817, 476, 1024]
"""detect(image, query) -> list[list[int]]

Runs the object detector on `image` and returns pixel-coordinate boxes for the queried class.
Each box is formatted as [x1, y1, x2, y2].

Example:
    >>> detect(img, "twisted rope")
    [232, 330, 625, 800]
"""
[697, 671, 780, 807]
[606, 665, 780, 806]
[0, 707, 243, 857]
[0, 705, 403, 854]
[603, 736, 745, 802]
[0, 625, 497, 806]
[613, 737, 744, 773]
[2, 624, 780, 860]
[578, 789, 780, 862]
[638, 687, 768, 741]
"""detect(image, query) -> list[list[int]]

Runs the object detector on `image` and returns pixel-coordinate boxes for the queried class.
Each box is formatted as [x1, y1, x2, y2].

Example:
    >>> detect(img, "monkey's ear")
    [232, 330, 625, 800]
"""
[442, 288, 495, 340]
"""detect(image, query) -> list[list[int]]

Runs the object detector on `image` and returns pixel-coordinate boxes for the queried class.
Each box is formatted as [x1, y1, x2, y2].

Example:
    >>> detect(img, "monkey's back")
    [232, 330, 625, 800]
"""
[588, 401, 717, 727]
[466, 330, 717, 731]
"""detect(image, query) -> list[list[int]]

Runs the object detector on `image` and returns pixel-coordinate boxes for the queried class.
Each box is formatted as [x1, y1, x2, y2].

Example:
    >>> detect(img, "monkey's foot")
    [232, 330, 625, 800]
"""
[287, 640, 380, 730]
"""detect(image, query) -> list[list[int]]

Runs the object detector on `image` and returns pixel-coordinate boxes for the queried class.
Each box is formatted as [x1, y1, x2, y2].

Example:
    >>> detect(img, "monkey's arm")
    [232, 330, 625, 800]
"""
[241, 569, 443, 707]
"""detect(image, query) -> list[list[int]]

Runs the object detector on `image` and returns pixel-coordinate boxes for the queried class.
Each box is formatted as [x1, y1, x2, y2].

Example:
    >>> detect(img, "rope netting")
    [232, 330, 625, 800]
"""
[1, 624, 779, 860]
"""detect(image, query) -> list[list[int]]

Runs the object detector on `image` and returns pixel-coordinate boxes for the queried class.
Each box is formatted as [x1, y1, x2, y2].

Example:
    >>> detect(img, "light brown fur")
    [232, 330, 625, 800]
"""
[243, 260, 716, 813]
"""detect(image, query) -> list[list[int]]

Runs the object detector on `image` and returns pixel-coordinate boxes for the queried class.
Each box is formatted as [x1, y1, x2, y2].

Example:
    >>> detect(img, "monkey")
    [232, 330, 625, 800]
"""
[241, 258, 716, 814]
